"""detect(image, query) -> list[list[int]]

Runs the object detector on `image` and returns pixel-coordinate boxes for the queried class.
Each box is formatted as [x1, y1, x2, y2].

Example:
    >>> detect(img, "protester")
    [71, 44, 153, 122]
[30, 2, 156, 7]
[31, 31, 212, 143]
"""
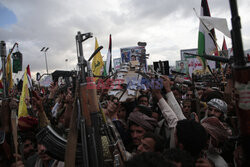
[175, 119, 208, 159]
[18, 134, 36, 161]
[1, 55, 245, 167]
[163, 148, 194, 167]
[103, 96, 119, 120]
[137, 94, 150, 106]
[127, 111, 157, 152]
[25, 143, 64, 167]
[205, 98, 228, 122]
[125, 152, 175, 167]
[181, 100, 192, 120]
[201, 117, 230, 167]
[137, 132, 164, 154]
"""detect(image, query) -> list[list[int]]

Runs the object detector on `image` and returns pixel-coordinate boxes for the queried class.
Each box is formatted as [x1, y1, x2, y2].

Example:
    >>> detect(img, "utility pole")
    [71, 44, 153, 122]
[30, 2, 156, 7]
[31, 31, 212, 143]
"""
[41, 47, 49, 74]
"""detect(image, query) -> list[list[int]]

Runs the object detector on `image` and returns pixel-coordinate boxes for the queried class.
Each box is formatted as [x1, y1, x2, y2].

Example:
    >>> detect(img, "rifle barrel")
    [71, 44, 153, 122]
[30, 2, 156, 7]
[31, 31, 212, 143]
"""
[171, 70, 187, 76]
[229, 0, 246, 66]
[184, 52, 230, 63]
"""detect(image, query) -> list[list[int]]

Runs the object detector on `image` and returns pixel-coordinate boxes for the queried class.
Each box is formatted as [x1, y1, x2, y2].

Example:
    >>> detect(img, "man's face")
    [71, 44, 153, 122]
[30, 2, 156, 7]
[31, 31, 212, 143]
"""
[138, 97, 149, 106]
[198, 90, 204, 99]
[130, 125, 146, 146]
[107, 99, 119, 113]
[182, 102, 191, 119]
[23, 139, 35, 159]
[186, 91, 193, 99]
[117, 106, 126, 120]
[207, 106, 222, 118]
[37, 144, 52, 162]
[172, 90, 181, 101]
[137, 137, 155, 154]
[180, 63, 184, 69]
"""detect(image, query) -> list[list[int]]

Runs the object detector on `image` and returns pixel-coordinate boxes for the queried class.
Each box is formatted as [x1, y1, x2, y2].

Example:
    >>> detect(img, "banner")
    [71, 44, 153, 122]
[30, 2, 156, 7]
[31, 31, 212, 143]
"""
[180, 49, 215, 76]
[113, 58, 122, 70]
[120, 46, 145, 63]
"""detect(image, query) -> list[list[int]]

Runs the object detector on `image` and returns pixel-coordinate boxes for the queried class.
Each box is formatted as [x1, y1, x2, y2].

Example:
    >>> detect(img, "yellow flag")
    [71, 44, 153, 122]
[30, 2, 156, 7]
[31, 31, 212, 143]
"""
[18, 69, 29, 118]
[92, 38, 104, 77]
[6, 53, 13, 91]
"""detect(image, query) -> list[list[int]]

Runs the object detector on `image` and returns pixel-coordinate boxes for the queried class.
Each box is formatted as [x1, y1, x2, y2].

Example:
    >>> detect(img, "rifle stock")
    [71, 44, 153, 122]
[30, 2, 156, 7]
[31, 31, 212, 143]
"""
[80, 84, 92, 126]
[87, 82, 104, 167]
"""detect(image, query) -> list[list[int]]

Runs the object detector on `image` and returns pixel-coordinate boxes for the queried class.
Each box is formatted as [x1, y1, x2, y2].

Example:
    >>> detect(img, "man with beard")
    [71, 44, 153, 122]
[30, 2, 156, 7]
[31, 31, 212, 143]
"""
[201, 98, 228, 123]
[181, 100, 192, 120]
[19, 135, 36, 161]
[137, 132, 164, 154]
[127, 111, 158, 153]
[25, 143, 64, 167]
[137, 95, 149, 107]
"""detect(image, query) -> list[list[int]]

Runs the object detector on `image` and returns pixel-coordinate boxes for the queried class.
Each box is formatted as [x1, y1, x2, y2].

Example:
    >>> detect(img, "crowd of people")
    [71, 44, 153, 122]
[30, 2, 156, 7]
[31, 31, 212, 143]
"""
[0, 67, 247, 167]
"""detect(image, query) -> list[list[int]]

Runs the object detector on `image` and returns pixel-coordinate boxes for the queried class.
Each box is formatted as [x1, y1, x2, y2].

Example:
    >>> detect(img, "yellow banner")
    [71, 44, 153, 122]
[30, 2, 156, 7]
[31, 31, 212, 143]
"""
[18, 69, 29, 118]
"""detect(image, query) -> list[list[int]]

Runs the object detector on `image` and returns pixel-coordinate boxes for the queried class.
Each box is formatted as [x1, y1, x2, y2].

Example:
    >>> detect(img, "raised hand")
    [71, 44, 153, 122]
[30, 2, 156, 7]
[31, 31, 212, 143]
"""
[32, 91, 44, 112]
[161, 75, 172, 93]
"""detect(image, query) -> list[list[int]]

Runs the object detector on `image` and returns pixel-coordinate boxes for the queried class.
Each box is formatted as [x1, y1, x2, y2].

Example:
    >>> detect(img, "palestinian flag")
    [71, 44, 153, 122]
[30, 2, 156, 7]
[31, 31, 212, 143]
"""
[198, 0, 217, 70]
[26, 65, 33, 88]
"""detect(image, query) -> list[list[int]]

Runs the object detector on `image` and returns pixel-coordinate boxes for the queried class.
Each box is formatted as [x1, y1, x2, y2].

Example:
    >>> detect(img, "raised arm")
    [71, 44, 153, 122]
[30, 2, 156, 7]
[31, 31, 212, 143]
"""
[162, 76, 186, 120]
[151, 86, 178, 128]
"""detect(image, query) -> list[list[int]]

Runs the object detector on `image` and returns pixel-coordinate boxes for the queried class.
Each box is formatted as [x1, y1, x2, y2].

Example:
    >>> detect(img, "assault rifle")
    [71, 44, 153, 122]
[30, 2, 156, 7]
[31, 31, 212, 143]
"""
[229, 0, 250, 166]
[99, 104, 128, 166]
[66, 31, 104, 167]
[183, 52, 233, 64]
[37, 32, 104, 167]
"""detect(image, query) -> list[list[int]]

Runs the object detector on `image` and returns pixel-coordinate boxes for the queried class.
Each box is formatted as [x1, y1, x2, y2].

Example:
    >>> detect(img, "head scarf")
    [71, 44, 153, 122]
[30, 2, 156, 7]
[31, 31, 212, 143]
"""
[18, 116, 38, 131]
[201, 117, 229, 147]
[207, 98, 227, 113]
[128, 111, 157, 131]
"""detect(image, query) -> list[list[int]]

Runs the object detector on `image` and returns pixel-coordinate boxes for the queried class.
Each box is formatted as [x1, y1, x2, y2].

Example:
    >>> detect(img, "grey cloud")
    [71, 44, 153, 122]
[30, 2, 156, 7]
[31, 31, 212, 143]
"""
[0, 0, 249, 77]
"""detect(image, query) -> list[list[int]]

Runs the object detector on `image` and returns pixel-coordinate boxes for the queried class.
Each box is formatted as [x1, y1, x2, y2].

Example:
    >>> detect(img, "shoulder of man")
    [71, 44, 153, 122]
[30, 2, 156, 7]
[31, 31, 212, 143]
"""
[24, 153, 38, 167]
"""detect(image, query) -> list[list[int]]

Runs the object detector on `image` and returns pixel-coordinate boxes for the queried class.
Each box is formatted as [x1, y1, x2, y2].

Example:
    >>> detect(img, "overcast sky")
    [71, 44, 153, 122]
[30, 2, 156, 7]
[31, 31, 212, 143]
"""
[0, 0, 249, 78]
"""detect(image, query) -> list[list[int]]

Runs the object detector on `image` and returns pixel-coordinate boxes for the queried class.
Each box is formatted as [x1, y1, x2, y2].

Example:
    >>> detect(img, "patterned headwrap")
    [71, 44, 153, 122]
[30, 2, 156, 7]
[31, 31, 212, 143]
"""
[202, 117, 230, 147]
[18, 116, 38, 131]
[207, 98, 227, 113]
[128, 111, 157, 131]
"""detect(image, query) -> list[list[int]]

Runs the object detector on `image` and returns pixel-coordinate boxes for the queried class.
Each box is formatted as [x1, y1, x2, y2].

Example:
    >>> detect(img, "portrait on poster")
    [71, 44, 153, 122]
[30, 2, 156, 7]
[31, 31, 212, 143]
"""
[176, 60, 188, 74]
